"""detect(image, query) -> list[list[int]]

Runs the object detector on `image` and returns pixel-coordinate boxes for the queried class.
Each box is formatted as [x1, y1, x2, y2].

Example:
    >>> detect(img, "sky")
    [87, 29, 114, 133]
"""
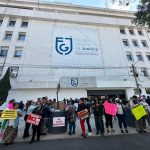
[39, 0, 140, 11]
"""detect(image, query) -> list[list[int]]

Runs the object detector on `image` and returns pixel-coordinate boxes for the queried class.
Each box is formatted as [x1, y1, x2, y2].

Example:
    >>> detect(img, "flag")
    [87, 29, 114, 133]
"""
[56, 81, 61, 94]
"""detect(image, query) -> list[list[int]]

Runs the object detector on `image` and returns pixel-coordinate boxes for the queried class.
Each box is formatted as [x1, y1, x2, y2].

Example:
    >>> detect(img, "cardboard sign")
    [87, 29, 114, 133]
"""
[104, 101, 118, 116]
[132, 105, 147, 120]
[26, 113, 42, 126]
[77, 109, 89, 120]
[53, 117, 65, 127]
[1, 110, 17, 120]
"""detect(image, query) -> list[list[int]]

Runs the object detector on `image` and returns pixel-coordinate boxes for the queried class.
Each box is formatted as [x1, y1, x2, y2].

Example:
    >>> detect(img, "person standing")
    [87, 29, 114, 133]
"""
[104, 98, 116, 134]
[116, 98, 128, 133]
[29, 103, 43, 144]
[84, 98, 92, 135]
[2, 102, 22, 145]
[40, 97, 51, 135]
[130, 95, 146, 133]
[66, 100, 76, 135]
[92, 97, 105, 136]
[23, 100, 36, 139]
[77, 98, 87, 138]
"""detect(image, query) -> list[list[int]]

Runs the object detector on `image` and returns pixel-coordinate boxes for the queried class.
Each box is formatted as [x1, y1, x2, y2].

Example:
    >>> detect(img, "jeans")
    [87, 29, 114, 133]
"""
[85, 117, 92, 132]
[68, 122, 76, 133]
[94, 115, 104, 134]
[117, 114, 127, 129]
[105, 114, 113, 128]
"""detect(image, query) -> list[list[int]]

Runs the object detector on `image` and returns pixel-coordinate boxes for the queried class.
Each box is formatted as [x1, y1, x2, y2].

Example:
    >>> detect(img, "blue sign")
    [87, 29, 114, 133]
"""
[71, 78, 78, 87]
[56, 37, 73, 55]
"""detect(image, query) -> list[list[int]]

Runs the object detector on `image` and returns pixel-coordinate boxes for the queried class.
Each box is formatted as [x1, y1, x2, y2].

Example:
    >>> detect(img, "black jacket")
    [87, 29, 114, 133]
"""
[92, 101, 104, 117]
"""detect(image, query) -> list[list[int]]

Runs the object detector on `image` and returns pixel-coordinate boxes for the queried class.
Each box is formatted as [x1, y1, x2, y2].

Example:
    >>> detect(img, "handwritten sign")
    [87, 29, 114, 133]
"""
[26, 113, 41, 126]
[132, 105, 147, 120]
[0, 110, 17, 120]
[104, 101, 118, 116]
[77, 109, 89, 120]
[53, 117, 65, 127]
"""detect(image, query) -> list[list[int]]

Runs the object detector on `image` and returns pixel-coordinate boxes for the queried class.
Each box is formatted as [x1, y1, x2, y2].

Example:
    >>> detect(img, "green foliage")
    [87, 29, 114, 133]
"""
[133, 0, 150, 27]
[0, 68, 11, 106]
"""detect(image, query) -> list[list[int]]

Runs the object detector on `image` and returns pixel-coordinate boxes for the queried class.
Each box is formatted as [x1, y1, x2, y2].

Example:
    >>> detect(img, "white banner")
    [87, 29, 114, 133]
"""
[53, 117, 65, 127]
[51, 25, 103, 68]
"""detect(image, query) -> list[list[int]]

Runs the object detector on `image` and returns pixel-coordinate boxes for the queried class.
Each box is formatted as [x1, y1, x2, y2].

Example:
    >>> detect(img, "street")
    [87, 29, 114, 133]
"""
[1, 133, 150, 150]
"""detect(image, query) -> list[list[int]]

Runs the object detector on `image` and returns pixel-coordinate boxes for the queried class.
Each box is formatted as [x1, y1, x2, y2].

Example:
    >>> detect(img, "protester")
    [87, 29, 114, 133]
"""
[2, 102, 22, 145]
[104, 98, 116, 134]
[66, 100, 76, 135]
[19, 101, 24, 111]
[29, 102, 43, 144]
[139, 96, 150, 127]
[130, 95, 147, 133]
[116, 98, 128, 133]
[77, 98, 87, 138]
[84, 98, 92, 135]
[23, 100, 36, 139]
[40, 97, 51, 135]
[92, 97, 105, 136]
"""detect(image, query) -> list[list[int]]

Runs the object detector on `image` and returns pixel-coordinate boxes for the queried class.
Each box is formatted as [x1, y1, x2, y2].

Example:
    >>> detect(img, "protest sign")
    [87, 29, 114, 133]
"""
[104, 101, 118, 116]
[132, 104, 147, 120]
[26, 113, 41, 126]
[1, 110, 17, 120]
[77, 109, 89, 120]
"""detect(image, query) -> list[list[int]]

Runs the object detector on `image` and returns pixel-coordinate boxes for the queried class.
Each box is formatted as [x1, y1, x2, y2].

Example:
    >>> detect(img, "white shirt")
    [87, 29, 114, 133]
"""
[117, 104, 124, 115]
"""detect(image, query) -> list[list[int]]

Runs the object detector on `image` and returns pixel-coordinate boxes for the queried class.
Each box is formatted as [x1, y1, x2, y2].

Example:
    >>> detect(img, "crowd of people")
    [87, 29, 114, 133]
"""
[0, 95, 150, 145]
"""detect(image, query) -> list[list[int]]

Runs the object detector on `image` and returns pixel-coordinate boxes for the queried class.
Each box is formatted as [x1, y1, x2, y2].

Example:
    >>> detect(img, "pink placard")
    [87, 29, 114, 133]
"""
[104, 101, 118, 116]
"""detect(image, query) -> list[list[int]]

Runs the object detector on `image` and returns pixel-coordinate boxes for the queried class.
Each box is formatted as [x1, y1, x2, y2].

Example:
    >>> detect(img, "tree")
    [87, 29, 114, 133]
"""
[133, 0, 150, 27]
[0, 68, 11, 106]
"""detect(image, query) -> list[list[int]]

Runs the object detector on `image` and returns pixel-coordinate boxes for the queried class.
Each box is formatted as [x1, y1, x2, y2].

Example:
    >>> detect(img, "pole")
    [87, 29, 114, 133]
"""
[56, 91, 59, 110]
[132, 64, 141, 96]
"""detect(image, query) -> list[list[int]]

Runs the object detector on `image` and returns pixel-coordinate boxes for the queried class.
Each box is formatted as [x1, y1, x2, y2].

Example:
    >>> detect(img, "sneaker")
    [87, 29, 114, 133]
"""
[121, 130, 124, 133]
[138, 131, 142, 134]
[83, 135, 86, 138]
[72, 132, 75, 134]
[142, 130, 147, 133]
[107, 129, 110, 134]
[88, 132, 92, 136]
[125, 129, 128, 133]
[68, 132, 72, 135]
[111, 130, 116, 134]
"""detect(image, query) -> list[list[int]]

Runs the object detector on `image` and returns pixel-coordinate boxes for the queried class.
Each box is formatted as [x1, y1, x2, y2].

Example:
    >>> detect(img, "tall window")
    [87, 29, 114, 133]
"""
[120, 28, 126, 34]
[18, 33, 26, 41]
[4, 32, 13, 41]
[8, 20, 16, 27]
[129, 29, 135, 35]
[132, 40, 139, 47]
[136, 54, 144, 61]
[0, 46, 9, 57]
[0, 19, 3, 26]
[122, 39, 129, 47]
[138, 30, 143, 36]
[146, 55, 150, 61]
[141, 40, 148, 47]
[21, 21, 28, 28]
[126, 53, 134, 61]
[14, 47, 23, 58]
[141, 68, 148, 77]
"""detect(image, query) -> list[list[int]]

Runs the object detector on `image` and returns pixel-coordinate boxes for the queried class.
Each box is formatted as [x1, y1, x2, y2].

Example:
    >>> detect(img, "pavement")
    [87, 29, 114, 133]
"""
[1, 133, 150, 150]
[15, 114, 150, 142]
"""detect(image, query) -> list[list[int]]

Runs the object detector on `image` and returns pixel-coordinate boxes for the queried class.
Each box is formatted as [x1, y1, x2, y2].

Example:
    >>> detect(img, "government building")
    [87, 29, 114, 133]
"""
[0, 0, 150, 102]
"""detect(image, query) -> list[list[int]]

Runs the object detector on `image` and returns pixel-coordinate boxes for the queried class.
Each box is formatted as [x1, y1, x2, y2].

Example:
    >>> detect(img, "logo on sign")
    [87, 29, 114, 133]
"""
[71, 78, 78, 87]
[56, 37, 73, 55]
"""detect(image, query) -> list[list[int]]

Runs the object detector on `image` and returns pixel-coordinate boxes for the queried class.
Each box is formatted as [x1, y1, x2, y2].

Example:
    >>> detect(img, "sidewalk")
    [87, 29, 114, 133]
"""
[16, 114, 150, 142]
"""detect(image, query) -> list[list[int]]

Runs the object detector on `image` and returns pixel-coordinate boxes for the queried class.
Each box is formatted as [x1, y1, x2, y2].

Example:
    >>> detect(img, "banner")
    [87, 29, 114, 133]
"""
[1, 110, 17, 120]
[51, 25, 103, 68]
[132, 105, 147, 120]
[26, 113, 42, 126]
[104, 101, 118, 116]
[53, 117, 65, 127]
[77, 109, 89, 120]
